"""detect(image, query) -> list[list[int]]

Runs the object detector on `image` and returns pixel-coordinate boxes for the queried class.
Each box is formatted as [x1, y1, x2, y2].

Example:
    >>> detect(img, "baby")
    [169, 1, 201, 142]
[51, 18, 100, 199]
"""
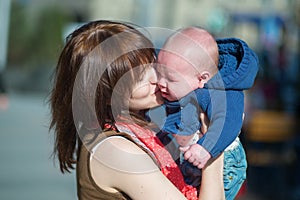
[156, 27, 259, 199]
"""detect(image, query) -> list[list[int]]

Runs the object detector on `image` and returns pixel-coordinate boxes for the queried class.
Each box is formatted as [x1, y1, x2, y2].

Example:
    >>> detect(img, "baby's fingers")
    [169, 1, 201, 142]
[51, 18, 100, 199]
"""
[179, 146, 189, 152]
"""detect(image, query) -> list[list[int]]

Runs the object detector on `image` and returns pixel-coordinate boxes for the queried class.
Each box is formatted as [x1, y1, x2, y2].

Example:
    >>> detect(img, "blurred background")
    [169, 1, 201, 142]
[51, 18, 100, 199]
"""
[0, 0, 299, 199]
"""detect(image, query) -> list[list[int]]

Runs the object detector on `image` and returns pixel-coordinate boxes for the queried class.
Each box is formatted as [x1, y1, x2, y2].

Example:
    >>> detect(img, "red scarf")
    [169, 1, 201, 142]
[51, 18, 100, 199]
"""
[115, 122, 198, 200]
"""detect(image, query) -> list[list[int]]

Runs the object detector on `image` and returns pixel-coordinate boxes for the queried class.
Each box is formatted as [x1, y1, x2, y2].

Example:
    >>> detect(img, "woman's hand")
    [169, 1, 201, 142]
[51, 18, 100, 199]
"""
[199, 109, 210, 134]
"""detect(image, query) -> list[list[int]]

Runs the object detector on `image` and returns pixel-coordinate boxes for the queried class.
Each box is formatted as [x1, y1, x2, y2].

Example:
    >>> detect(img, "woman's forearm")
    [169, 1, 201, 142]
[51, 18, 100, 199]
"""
[198, 153, 225, 200]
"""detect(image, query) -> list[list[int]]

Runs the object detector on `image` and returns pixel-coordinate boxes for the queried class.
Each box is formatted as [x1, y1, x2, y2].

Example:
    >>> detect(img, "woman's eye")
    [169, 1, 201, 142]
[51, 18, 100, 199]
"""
[149, 76, 157, 84]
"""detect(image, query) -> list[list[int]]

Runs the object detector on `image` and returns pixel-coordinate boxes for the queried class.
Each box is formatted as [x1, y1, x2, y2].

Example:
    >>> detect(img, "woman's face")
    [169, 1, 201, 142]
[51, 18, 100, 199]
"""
[129, 67, 163, 111]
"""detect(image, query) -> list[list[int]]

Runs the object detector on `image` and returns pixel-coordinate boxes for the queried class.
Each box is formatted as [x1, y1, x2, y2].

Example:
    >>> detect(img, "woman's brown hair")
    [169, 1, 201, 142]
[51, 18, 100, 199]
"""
[49, 20, 156, 173]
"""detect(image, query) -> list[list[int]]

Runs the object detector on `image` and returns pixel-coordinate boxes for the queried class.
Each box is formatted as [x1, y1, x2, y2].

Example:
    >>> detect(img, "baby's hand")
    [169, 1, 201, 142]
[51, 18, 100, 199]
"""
[179, 144, 211, 169]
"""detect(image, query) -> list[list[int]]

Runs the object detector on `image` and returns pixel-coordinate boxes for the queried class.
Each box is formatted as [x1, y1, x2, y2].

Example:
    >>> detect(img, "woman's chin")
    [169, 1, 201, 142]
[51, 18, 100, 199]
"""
[155, 95, 164, 105]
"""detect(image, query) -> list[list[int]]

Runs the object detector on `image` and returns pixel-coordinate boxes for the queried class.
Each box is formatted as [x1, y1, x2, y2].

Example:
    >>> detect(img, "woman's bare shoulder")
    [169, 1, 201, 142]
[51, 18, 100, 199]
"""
[89, 136, 187, 200]
[90, 136, 159, 173]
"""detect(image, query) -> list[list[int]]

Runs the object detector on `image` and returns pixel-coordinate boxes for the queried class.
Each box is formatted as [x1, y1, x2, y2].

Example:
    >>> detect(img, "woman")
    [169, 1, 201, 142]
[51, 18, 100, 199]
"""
[49, 20, 225, 200]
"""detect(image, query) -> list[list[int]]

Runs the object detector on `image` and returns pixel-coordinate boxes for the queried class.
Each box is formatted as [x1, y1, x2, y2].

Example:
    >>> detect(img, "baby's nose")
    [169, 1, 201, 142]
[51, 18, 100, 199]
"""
[158, 77, 166, 88]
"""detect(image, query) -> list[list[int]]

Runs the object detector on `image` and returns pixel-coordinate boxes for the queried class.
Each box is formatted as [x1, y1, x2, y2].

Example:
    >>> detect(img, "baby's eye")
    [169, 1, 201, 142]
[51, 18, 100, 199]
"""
[167, 76, 177, 82]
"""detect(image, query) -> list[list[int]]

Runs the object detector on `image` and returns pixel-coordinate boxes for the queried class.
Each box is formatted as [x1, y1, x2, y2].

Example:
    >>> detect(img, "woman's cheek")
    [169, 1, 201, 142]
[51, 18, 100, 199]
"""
[131, 84, 150, 99]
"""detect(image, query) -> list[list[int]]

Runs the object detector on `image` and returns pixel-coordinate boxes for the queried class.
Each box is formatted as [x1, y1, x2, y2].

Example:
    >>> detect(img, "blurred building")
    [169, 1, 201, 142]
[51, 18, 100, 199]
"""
[88, 0, 297, 42]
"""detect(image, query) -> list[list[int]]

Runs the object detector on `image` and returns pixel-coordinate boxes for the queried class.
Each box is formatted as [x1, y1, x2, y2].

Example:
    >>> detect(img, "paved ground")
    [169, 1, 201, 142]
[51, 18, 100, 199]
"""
[0, 93, 76, 200]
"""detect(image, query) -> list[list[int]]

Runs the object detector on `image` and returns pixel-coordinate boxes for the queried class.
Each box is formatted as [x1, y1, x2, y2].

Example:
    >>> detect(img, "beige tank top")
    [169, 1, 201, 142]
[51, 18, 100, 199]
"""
[76, 130, 132, 200]
[76, 130, 159, 200]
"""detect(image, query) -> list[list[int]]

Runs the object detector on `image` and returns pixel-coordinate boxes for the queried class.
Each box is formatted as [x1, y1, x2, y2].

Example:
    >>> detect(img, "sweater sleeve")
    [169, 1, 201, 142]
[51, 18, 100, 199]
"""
[196, 89, 244, 158]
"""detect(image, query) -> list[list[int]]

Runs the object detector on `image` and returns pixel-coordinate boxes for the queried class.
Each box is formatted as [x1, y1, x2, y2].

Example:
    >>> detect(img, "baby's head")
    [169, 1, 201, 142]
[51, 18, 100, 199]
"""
[157, 27, 219, 101]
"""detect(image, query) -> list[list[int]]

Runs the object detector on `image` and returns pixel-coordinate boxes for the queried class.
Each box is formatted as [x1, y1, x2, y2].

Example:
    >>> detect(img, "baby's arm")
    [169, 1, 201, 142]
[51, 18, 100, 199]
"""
[179, 110, 210, 169]
[197, 89, 244, 158]
[181, 89, 244, 168]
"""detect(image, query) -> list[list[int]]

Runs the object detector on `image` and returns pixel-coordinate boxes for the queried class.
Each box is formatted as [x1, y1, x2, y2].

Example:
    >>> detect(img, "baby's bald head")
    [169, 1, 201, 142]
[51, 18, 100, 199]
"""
[159, 27, 219, 76]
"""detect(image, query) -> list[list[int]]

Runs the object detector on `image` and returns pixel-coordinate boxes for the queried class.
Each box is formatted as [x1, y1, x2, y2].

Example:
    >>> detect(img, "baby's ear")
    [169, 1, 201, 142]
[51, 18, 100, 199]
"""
[197, 71, 210, 88]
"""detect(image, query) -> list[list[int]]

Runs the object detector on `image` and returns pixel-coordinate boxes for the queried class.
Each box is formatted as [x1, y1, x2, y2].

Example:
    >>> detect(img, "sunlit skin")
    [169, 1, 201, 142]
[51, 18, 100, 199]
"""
[129, 67, 164, 111]
[156, 28, 218, 169]
[156, 52, 211, 169]
[156, 51, 207, 102]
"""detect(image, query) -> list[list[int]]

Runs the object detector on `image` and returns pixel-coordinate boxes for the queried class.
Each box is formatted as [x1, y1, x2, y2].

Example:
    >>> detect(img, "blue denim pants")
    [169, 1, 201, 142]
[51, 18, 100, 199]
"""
[223, 137, 247, 200]
[158, 131, 247, 199]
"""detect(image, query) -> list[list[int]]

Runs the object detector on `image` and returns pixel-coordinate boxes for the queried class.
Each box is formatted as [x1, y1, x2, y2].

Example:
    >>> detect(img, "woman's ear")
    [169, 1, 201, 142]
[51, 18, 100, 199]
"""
[197, 71, 210, 88]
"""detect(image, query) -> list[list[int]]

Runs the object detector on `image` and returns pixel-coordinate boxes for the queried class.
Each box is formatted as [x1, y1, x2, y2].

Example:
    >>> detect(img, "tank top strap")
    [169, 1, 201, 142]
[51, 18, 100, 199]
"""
[114, 123, 160, 168]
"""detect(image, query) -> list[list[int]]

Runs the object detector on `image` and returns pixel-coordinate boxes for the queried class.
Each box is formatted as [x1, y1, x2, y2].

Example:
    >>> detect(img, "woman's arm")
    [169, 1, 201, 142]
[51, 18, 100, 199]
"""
[90, 136, 187, 200]
[198, 109, 225, 200]
[199, 153, 225, 200]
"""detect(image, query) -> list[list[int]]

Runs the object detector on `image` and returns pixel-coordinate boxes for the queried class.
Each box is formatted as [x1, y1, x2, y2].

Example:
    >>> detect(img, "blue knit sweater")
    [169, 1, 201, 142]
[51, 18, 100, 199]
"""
[162, 38, 259, 158]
